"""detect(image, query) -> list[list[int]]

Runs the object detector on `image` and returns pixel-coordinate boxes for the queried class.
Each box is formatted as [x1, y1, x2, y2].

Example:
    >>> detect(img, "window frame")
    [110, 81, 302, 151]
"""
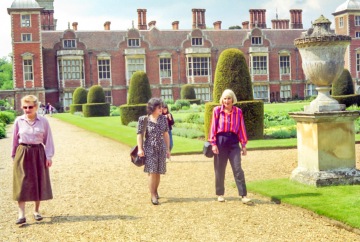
[191, 38, 203, 46]
[126, 57, 145, 82]
[98, 58, 111, 79]
[339, 17, 344, 28]
[251, 37, 262, 45]
[58, 58, 84, 80]
[187, 56, 210, 76]
[21, 33, 32, 42]
[104, 90, 112, 104]
[357, 53, 360, 72]
[128, 38, 140, 47]
[252, 55, 268, 75]
[355, 16, 360, 26]
[194, 87, 210, 101]
[21, 14, 31, 27]
[161, 88, 173, 101]
[63, 39, 76, 48]
[280, 84, 291, 99]
[253, 85, 269, 100]
[159, 57, 172, 78]
[279, 55, 290, 75]
[23, 59, 33, 81]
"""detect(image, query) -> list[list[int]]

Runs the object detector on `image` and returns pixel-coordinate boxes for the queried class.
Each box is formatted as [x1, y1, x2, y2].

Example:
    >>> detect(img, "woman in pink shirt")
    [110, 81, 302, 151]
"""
[209, 89, 251, 204]
[11, 95, 55, 225]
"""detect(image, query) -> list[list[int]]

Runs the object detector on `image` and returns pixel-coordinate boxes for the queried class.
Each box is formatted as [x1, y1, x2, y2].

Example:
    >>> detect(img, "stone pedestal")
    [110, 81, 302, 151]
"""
[289, 111, 360, 186]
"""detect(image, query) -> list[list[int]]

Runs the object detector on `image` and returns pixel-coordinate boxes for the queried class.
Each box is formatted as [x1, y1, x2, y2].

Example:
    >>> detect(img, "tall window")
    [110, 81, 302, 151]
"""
[279, 56, 290, 74]
[22, 34, 31, 42]
[104, 90, 112, 104]
[194, 87, 210, 101]
[160, 58, 171, 78]
[355, 16, 360, 26]
[127, 58, 145, 80]
[356, 32, 360, 39]
[23, 59, 33, 81]
[251, 37, 262, 45]
[252, 56, 267, 74]
[21, 15, 30, 27]
[192, 38, 203, 46]
[98, 59, 111, 79]
[253, 85, 268, 99]
[63, 40, 76, 48]
[161, 89, 173, 100]
[280, 85, 291, 99]
[357, 53, 360, 72]
[187, 57, 210, 76]
[128, 39, 140, 47]
[58, 59, 83, 80]
[306, 84, 317, 97]
[339, 17, 344, 28]
[63, 92, 73, 109]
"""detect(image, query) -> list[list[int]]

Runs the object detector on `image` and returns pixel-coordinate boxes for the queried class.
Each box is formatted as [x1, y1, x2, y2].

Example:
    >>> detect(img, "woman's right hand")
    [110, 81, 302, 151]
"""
[212, 145, 219, 154]
[138, 148, 145, 157]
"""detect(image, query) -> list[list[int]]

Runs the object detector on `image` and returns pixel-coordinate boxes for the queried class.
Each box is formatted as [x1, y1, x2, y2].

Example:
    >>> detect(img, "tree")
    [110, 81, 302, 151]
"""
[229, 25, 242, 29]
[0, 57, 13, 90]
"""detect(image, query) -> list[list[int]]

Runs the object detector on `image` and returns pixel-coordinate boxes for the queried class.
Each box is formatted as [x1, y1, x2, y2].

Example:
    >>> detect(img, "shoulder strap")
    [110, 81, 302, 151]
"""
[141, 116, 148, 138]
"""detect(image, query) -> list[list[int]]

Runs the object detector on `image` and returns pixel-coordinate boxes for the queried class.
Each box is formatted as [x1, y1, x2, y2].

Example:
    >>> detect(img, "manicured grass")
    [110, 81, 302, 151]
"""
[53, 114, 203, 154]
[264, 101, 310, 112]
[247, 178, 360, 229]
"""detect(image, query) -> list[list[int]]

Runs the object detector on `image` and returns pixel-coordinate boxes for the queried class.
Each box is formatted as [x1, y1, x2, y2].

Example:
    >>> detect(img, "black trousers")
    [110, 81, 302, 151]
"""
[214, 132, 247, 196]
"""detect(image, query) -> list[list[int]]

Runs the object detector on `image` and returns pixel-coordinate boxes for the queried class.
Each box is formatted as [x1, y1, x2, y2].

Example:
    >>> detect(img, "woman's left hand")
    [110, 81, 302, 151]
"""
[242, 147, 247, 156]
[166, 150, 171, 158]
[46, 159, 52, 167]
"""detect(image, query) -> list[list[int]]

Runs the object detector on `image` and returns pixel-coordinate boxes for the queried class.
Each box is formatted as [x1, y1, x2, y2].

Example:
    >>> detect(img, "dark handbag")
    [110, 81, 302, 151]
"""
[203, 141, 214, 158]
[130, 145, 146, 167]
[130, 116, 148, 167]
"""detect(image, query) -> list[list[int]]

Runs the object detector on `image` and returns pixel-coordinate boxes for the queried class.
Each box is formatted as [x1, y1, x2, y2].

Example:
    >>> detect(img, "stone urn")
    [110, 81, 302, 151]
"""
[294, 15, 352, 113]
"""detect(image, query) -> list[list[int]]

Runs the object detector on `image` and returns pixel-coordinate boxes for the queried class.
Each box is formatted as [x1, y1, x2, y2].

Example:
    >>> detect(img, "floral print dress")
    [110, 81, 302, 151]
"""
[137, 115, 168, 174]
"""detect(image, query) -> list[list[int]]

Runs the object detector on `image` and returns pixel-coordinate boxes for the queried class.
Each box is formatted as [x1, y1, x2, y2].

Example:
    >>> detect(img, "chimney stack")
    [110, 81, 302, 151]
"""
[192, 9, 206, 29]
[104, 21, 111, 30]
[148, 20, 156, 29]
[290, 9, 303, 29]
[271, 19, 289, 29]
[213, 21, 222, 30]
[72, 22, 78, 31]
[172, 21, 179, 30]
[242, 21, 249, 29]
[137, 9, 147, 30]
[249, 9, 267, 29]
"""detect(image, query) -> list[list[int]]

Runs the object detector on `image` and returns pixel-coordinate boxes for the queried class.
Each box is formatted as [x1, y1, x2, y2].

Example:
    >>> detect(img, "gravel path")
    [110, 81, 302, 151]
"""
[0, 116, 359, 241]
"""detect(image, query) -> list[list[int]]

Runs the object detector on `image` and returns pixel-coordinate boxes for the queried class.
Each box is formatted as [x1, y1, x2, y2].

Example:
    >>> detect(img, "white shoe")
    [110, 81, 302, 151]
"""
[241, 197, 252, 204]
[217, 196, 225, 202]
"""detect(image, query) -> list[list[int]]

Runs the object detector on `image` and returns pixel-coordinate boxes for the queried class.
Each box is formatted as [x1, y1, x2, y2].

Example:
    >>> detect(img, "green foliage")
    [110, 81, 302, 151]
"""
[110, 107, 120, 116]
[264, 127, 297, 139]
[332, 94, 360, 108]
[172, 127, 204, 139]
[175, 100, 190, 108]
[73, 87, 87, 104]
[180, 84, 196, 99]
[128, 71, 152, 105]
[0, 57, 13, 90]
[82, 103, 110, 117]
[0, 123, 5, 138]
[229, 25, 242, 29]
[69, 104, 83, 114]
[204, 101, 264, 140]
[87, 85, 106, 103]
[213, 48, 253, 102]
[0, 111, 15, 124]
[332, 69, 354, 96]
[119, 104, 147, 125]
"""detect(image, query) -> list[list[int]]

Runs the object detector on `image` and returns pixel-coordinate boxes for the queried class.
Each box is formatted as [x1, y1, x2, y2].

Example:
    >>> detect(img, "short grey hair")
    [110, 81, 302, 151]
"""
[219, 89, 237, 104]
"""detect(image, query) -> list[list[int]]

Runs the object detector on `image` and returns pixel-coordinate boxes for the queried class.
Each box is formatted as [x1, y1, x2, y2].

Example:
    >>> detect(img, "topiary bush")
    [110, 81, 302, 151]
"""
[127, 71, 152, 105]
[332, 69, 354, 96]
[83, 85, 110, 117]
[120, 71, 152, 125]
[333, 94, 360, 107]
[181, 84, 196, 99]
[213, 48, 253, 102]
[70, 87, 87, 114]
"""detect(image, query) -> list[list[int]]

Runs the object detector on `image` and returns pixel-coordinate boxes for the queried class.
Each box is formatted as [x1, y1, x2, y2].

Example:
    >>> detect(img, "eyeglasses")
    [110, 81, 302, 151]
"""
[22, 106, 34, 110]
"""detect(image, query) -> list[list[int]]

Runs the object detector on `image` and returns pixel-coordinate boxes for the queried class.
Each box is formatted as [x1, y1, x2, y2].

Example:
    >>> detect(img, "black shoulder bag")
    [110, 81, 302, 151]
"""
[130, 116, 148, 166]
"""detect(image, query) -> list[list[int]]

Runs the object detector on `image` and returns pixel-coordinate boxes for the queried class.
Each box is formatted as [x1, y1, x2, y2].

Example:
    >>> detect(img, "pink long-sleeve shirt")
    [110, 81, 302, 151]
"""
[11, 114, 55, 160]
[209, 105, 248, 148]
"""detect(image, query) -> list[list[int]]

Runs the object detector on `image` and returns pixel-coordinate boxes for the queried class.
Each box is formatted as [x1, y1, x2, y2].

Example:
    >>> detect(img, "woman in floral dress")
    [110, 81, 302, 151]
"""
[137, 98, 170, 205]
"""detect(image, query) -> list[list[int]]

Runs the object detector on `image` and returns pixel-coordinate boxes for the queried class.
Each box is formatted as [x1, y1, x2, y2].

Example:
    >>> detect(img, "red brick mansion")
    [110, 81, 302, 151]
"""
[7, 0, 360, 110]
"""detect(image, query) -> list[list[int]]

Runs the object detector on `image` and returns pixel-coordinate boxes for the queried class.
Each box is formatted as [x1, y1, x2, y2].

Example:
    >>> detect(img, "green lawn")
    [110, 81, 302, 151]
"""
[247, 179, 360, 229]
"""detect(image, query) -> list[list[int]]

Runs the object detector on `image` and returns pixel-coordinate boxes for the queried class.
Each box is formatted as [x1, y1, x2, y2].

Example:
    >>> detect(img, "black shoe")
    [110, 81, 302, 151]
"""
[151, 198, 159, 205]
[34, 214, 43, 221]
[16, 217, 26, 225]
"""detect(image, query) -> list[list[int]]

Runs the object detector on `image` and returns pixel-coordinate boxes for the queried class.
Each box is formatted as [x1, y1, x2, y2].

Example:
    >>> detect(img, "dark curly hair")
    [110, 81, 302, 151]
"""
[147, 98, 163, 115]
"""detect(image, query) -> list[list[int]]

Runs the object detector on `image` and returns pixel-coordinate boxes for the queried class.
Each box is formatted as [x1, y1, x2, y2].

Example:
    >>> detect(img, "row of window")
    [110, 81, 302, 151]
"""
[338, 15, 360, 28]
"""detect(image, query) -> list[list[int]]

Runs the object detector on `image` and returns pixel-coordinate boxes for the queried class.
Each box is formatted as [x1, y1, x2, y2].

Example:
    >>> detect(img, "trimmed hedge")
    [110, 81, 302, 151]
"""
[128, 71, 152, 105]
[83, 103, 110, 117]
[181, 84, 196, 99]
[332, 94, 360, 107]
[119, 104, 147, 125]
[69, 104, 83, 114]
[73, 87, 87, 104]
[332, 69, 354, 96]
[204, 101, 264, 140]
[0, 111, 15, 124]
[87, 85, 106, 103]
[213, 48, 253, 102]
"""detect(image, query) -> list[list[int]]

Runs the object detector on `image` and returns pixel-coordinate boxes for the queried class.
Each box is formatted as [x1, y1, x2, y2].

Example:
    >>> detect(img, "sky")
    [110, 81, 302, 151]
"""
[0, 0, 348, 59]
